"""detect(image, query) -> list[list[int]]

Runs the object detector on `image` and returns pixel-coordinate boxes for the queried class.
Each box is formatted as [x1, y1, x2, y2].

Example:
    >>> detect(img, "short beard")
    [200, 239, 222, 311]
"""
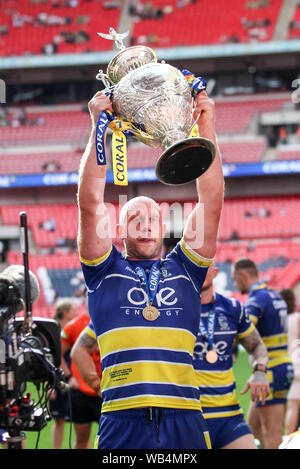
[124, 240, 163, 260]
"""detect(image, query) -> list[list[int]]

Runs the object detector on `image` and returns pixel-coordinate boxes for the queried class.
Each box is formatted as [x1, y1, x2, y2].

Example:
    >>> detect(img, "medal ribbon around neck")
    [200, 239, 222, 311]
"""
[199, 301, 217, 353]
[133, 260, 162, 308]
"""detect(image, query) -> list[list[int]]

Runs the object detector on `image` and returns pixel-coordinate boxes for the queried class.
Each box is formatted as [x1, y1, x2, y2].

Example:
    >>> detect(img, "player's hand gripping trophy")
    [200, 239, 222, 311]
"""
[95, 28, 216, 186]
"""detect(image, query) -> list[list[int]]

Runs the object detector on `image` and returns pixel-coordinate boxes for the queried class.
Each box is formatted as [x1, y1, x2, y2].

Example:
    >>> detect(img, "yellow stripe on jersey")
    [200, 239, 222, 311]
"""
[101, 361, 197, 391]
[262, 333, 288, 349]
[196, 369, 240, 408]
[253, 283, 268, 291]
[195, 369, 235, 387]
[179, 238, 213, 267]
[268, 355, 292, 367]
[101, 394, 202, 413]
[200, 391, 239, 409]
[98, 326, 201, 412]
[236, 322, 255, 340]
[249, 315, 258, 325]
[98, 327, 196, 360]
[83, 326, 96, 339]
[80, 246, 112, 266]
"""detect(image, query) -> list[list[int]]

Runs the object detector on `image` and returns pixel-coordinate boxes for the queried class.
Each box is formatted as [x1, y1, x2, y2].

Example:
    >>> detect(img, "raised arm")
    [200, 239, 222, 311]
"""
[183, 91, 224, 260]
[77, 91, 113, 262]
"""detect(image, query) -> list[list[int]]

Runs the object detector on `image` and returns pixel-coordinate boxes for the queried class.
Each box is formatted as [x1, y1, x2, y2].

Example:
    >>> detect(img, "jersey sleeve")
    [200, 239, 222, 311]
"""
[245, 292, 265, 326]
[234, 300, 255, 340]
[171, 238, 213, 291]
[79, 245, 117, 293]
[83, 321, 97, 340]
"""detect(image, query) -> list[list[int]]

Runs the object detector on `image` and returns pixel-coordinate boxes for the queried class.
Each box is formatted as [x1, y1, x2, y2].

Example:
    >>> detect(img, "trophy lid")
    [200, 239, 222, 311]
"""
[107, 46, 157, 85]
[98, 28, 157, 85]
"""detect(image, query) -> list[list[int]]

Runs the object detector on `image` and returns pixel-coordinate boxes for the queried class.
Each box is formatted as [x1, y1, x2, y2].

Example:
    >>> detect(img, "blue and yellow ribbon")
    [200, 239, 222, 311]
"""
[181, 69, 207, 98]
[95, 70, 207, 184]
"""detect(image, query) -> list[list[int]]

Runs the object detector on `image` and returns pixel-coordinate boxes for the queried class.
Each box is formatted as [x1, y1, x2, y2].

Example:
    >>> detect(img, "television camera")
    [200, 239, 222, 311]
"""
[0, 212, 68, 449]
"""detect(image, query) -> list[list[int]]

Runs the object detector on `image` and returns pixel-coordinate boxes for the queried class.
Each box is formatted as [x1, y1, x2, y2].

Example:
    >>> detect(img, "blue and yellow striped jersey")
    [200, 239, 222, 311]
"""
[80, 239, 212, 413]
[193, 293, 254, 419]
[245, 282, 292, 368]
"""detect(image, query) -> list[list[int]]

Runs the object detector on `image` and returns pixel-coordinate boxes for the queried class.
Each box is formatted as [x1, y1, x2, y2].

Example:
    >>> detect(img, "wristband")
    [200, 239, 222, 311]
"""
[253, 364, 267, 373]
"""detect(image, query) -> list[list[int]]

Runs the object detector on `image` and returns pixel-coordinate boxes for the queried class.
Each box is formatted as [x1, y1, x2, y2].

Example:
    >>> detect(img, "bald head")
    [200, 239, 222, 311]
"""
[119, 196, 161, 230]
[118, 196, 165, 260]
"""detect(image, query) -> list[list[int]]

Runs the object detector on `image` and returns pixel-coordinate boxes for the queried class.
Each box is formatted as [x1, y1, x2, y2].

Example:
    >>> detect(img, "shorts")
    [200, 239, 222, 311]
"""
[49, 389, 71, 421]
[256, 361, 294, 407]
[205, 413, 252, 449]
[69, 389, 102, 424]
[95, 407, 211, 450]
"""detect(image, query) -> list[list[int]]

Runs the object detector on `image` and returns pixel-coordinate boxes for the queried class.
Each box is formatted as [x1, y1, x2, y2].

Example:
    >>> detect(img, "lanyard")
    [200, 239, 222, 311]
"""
[133, 260, 161, 306]
[199, 301, 216, 350]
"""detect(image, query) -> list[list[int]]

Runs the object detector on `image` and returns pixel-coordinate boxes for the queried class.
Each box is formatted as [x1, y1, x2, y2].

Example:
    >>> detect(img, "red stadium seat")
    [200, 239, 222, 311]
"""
[131, 0, 284, 48]
[0, 0, 122, 57]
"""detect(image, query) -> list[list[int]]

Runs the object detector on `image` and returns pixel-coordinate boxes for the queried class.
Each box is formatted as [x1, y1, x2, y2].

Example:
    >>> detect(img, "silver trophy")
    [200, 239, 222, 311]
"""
[96, 28, 216, 185]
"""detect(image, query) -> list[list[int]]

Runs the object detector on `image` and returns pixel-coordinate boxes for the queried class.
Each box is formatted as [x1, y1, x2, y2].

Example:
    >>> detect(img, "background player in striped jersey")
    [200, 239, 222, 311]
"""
[76, 88, 224, 449]
[194, 263, 269, 449]
[233, 258, 294, 449]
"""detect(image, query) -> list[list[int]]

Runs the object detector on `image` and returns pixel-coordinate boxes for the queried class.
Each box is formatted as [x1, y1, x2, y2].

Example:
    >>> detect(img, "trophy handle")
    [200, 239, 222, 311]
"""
[96, 69, 111, 89]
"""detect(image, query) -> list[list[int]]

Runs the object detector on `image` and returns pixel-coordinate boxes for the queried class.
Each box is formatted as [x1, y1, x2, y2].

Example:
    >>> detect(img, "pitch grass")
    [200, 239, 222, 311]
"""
[5, 348, 252, 450]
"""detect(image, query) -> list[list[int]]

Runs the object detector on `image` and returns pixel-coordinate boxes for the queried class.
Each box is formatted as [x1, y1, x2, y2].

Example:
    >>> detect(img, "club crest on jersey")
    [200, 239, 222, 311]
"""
[161, 269, 172, 278]
[217, 313, 229, 330]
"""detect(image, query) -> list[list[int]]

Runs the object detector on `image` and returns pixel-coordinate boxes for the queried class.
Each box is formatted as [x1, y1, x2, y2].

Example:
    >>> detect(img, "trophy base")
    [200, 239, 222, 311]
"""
[155, 137, 216, 185]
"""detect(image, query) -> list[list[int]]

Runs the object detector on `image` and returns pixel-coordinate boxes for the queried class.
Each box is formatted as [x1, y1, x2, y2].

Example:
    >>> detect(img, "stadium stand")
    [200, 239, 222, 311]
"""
[0, 91, 292, 174]
[1, 0, 300, 321]
[2, 193, 300, 317]
[288, 3, 300, 39]
[275, 146, 300, 160]
[0, 106, 90, 147]
[0, 150, 82, 175]
[215, 240, 300, 303]
[130, 0, 284, 47]
[0, 0, 288, 58]
[2, 196, 300, 248]
[0, 0, 122, 57]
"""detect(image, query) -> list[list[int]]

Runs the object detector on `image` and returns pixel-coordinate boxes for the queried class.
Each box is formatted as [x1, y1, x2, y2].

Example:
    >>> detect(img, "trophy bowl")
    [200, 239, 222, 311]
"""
[97, 29, 216, 185]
